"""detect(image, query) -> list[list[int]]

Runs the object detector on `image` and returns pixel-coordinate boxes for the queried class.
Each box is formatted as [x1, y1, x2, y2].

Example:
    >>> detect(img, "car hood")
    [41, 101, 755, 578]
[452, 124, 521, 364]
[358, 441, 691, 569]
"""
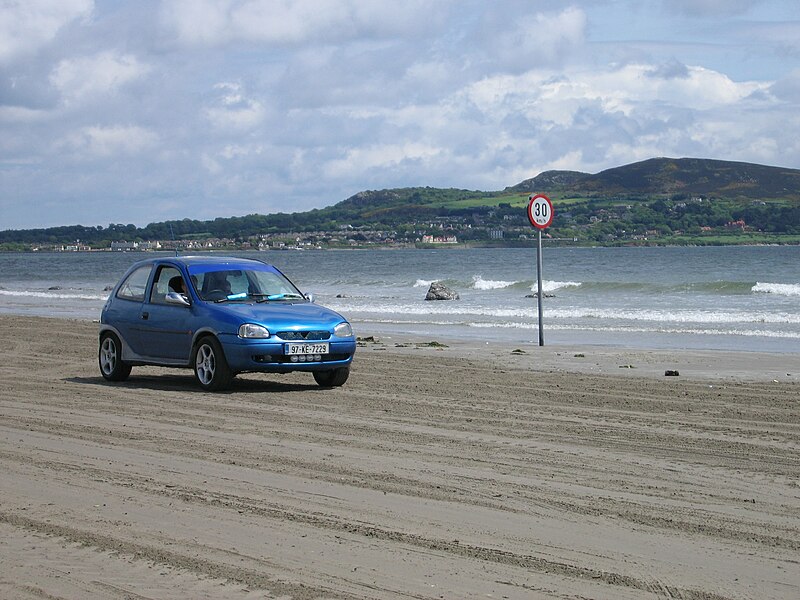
[211, 301, 347, 329]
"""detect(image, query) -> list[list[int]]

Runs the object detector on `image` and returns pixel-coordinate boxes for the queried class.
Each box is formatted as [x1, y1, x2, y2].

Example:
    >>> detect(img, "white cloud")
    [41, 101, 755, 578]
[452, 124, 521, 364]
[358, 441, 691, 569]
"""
[220, 143, 264, 159]
[486, 6, 587, 72]
[50, 52, 150, 105]
[230, 1, 357, 44]
[462, 63, 769, 127]
[324, 142, 442, 178]
[0, 0, 92, 64]
[205, 82, 267, 131]
[202, 152, 222, 174]
[160, 0, 447, 45]
[57, 125, 158, 158]
[159, 0, 234, 45]
[0, 105, 51, 123]
[581, 64, 768, 112]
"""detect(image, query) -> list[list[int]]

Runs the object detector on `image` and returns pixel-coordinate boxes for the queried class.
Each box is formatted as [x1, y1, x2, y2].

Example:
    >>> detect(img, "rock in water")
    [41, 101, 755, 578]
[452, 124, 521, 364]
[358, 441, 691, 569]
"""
[425, 281, 459, 301]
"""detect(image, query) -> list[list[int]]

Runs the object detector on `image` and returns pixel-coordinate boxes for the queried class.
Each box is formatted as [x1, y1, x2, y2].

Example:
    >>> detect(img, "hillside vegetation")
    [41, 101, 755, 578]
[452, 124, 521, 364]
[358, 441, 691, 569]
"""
[2, 157, 799, 250]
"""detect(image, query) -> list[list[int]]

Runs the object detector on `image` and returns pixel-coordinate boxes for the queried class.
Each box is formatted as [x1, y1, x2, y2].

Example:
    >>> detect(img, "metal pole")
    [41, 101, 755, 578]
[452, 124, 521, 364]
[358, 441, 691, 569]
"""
[537, 228, 544, 346]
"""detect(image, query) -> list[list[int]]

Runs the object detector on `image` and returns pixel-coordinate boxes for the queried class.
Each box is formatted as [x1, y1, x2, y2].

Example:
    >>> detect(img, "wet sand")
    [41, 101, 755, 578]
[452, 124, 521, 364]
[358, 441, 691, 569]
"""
[0, 315, 798, 599]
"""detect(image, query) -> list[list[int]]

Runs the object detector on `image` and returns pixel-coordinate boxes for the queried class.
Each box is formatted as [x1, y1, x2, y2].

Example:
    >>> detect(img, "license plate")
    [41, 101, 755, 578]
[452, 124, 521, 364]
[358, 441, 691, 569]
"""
[285, 342, 329, 355]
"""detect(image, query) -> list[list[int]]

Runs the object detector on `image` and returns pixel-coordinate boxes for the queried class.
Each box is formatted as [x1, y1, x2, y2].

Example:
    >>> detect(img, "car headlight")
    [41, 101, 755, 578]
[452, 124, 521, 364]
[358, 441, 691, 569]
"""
[238, 323, 270, 338]
[333, 322, 353, 338]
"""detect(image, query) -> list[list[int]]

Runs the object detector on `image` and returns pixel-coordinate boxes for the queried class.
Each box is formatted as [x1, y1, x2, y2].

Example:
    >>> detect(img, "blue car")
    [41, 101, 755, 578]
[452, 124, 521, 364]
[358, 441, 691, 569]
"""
[99, 256, 356, 391]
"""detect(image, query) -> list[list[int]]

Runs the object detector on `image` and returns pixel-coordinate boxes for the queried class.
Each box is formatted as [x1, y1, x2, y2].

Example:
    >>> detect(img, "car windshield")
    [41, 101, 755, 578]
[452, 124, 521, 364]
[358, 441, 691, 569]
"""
[189, 265, 305, 302]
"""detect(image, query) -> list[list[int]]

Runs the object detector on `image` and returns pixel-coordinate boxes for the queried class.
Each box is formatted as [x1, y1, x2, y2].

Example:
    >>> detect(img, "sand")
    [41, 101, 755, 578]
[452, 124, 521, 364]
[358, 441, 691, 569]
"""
[0, 315, 798, 599]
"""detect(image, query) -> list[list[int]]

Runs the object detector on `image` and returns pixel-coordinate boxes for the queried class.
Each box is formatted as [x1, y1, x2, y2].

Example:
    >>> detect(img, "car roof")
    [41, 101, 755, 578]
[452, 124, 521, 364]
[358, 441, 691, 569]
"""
[133, 255, 274, 269]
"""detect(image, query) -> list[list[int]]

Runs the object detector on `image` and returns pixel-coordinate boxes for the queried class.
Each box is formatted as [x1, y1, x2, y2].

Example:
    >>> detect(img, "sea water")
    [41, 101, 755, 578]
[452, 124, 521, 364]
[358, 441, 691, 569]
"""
[0, 246, 798, 352]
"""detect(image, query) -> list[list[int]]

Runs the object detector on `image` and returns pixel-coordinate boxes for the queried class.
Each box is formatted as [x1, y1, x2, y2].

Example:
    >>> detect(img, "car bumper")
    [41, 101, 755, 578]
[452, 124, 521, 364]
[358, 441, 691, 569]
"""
[219, 335, 356, 373]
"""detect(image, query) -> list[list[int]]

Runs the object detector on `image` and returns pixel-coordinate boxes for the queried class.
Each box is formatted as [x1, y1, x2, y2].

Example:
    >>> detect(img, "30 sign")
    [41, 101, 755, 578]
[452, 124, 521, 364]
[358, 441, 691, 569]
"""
[527, 194, 554, 229]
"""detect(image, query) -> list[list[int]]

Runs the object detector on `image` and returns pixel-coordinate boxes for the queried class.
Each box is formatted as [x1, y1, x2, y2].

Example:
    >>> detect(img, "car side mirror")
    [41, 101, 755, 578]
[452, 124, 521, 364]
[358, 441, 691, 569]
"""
[165, 292, 191, 307]
[304, 292, 315, 303]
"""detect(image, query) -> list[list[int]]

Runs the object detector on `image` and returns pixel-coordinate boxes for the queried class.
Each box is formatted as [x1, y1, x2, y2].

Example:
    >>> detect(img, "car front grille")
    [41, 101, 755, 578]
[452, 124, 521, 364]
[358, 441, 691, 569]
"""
[252, 353, 351, 364]
[276, 330, 331, 341]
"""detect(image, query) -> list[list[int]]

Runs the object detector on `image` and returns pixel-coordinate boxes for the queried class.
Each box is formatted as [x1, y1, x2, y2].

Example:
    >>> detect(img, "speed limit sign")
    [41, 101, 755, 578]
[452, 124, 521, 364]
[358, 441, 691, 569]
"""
[527, 193, 553, 346]
[527, 194, 554, 229]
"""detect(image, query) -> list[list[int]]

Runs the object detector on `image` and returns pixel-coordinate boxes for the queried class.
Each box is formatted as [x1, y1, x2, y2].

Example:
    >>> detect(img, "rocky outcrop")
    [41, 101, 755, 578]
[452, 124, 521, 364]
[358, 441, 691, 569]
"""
[425, 282, 459, 301]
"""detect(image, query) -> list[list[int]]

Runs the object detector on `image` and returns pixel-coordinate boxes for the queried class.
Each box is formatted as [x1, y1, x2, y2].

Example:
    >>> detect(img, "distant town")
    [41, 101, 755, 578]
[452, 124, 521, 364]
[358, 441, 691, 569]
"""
[27, 198, 787, 253]
[38, 226, 495, 253]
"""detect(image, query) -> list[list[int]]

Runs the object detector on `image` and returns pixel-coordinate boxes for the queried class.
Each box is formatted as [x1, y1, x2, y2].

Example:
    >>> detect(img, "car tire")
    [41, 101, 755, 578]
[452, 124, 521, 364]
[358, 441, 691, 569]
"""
[313, 367, 349, 387]
[193, 336, 233, 391]
[99, 332, 132, 382]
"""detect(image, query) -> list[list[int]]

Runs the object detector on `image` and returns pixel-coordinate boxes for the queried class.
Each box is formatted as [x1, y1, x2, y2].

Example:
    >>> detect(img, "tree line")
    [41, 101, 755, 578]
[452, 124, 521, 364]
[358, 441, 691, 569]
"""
[1, 195, 798, 249]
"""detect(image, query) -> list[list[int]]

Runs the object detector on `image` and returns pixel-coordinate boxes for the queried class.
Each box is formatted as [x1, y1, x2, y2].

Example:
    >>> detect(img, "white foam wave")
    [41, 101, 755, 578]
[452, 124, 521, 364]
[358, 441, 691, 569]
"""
[466, 322, 800, 339]
[471, 275, 517, 290]
[331, 300, 800, 325]
[547, 307, 800, 324]
[0, 289, 107, 301]
[532, 280, 582, 293]
[413, 279, 436, 288]
[752, 282, 800, 297]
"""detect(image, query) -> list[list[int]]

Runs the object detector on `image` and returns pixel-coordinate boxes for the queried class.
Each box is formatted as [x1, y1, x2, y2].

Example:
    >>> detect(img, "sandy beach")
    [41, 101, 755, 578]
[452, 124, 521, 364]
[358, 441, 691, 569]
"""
[0, 315, 798, 599]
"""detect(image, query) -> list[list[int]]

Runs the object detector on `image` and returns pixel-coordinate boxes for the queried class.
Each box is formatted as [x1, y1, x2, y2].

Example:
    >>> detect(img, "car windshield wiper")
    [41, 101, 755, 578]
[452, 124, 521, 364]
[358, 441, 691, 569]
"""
[255, 293, 305, 302]
[213, 292, 248, 303]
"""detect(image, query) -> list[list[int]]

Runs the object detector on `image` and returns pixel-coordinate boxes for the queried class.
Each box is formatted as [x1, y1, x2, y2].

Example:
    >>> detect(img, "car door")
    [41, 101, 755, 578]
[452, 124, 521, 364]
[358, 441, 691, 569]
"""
[137, 265, 195, 362]
[107, 263, 153, 356]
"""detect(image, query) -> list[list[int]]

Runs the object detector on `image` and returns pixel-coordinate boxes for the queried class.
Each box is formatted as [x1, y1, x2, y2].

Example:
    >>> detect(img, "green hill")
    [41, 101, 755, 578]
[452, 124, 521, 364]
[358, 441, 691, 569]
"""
[2, 157, 799, 248]
[506, 157, 800, 200]
[331, 157, 800, 219]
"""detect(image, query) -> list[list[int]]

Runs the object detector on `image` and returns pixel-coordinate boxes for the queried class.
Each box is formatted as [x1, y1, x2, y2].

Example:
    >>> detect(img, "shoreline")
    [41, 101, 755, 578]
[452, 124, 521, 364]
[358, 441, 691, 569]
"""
[5, 313, 800, 382]
[3, 237, 800, 253]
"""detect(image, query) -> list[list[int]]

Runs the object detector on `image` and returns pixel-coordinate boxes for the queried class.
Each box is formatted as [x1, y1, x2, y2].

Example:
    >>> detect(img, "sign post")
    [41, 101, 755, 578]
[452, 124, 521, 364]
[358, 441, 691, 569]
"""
[527, 194, 554, 346]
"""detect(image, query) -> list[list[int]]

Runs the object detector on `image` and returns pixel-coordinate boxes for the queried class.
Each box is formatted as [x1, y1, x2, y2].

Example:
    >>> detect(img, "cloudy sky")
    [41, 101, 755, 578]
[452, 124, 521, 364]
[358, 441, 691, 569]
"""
[1, 0, 799, 230]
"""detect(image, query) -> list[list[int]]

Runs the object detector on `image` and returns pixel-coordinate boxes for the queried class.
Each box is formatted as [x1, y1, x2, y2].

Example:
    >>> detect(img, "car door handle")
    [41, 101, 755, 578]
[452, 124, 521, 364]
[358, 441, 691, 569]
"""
[141, 312, 149, 320]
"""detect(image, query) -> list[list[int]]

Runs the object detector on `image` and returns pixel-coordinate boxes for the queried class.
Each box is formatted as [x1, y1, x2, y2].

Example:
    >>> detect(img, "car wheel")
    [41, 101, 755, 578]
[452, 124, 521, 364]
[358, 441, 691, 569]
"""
[99, 332, 132, 382]
[193, 336, 233, 391]
[313, 367, 349, 387]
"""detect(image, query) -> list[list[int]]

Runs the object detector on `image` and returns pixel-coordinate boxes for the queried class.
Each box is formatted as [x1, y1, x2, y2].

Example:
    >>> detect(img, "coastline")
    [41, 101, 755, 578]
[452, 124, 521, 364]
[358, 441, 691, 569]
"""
[3, 236, 800, 253]
[1, 314, 798, 599]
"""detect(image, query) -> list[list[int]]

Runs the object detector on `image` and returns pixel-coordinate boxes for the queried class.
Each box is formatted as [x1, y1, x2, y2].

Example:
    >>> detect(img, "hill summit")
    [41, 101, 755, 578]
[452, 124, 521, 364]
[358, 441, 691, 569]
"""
[505, 157, 800, 200]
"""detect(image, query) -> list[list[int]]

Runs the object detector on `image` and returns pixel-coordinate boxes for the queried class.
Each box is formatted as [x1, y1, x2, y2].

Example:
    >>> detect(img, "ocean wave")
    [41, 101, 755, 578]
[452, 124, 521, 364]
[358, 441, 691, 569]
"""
[533, 280, 582, 293]
[547, 307, 800, 324]
[466, 322, 800, 339]
[332, 300, 800, 324]
[355, 318, 800, 339]
[0, 289, 108, 301]
[414, 276, 582, 292]
[573, 281, 755, 295]
[471, 275, 518, 290]
[413, 279, 437, 288]
[752, 282, 800, 297]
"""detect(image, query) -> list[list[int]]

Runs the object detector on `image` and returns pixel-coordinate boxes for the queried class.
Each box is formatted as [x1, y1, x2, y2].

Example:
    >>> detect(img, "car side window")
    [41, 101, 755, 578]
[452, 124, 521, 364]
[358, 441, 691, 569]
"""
[116, 265, 152, 301]
[150, 266, 185, 305]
